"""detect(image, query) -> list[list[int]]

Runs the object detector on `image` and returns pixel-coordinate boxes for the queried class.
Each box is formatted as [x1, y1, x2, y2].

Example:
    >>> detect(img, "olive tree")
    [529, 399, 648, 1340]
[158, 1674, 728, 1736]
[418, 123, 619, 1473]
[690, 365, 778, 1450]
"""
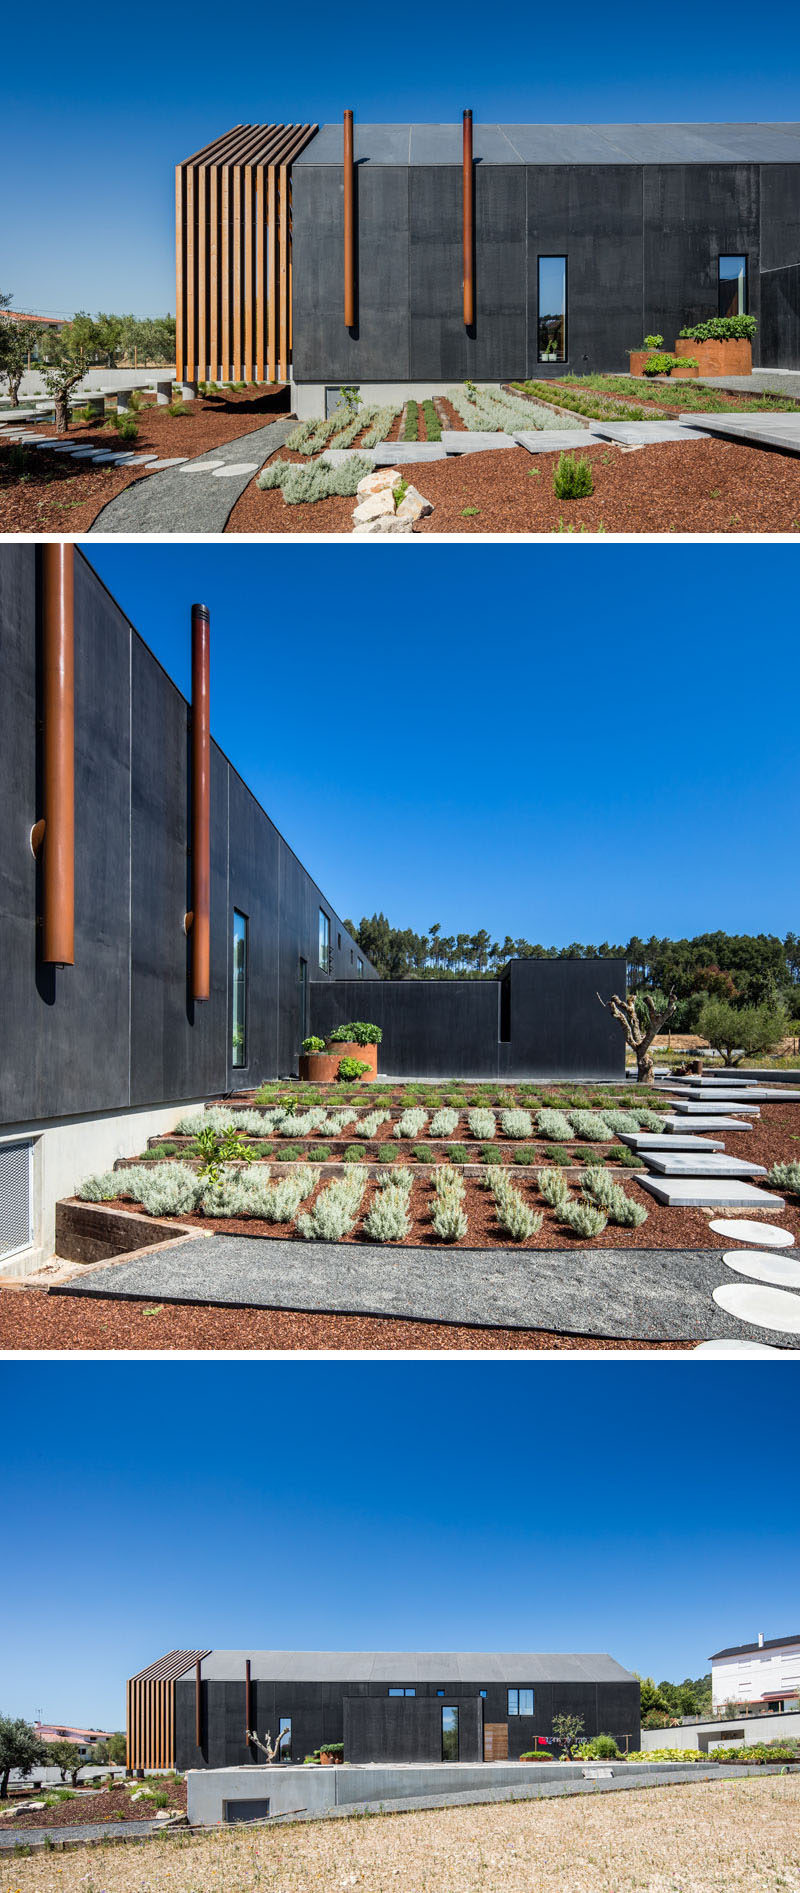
[48, 1739, 83, 1787]
[698, 999, 786, 1068]
[41, 314, 101, 432]
[552, 1713, 585, 1758]
[0, 317, 42, 406]
[597, 985, 677, 1084]
[0, 1714, 48, 1799]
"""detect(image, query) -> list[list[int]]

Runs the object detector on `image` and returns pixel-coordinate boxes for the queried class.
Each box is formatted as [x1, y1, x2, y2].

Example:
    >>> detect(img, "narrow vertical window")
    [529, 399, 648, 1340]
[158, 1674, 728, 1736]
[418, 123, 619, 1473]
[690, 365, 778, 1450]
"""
[538, 256, 567, 362]
[278, 1717, 291, 1760]
[298, 957, 308, 1042]
[442, 1706, 459, 1761]
[232, 910, 248, 1068]
[718, 255, 747, 318]
[357, 957, 363, 977]
[319, 909, 330, 973]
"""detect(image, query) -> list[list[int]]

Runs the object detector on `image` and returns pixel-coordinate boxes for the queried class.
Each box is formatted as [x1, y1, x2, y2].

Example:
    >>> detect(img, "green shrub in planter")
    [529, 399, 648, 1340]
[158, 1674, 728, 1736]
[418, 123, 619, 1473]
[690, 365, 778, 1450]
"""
[520, 1749, 553, 1761]
[301, 1036, 326, 1054]
[678, 315, 757, 342]
[336, 1057, 371, 1081]
[328, 1021, 383, 1045]
[553, 452, 593, 499]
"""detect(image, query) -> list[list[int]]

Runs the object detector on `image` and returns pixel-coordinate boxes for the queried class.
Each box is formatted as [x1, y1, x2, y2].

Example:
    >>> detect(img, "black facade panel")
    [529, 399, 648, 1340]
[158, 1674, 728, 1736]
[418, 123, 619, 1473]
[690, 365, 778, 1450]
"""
[409, 166, 526, 381]
[290, 165, 411, 383]
[501, 958, 626, 1080]
[760, 264, 800, 368]
[345, 1694, 482, 1763]
[525, 165, 643, 377]
[0, 547, 372, 1130]
[760, 166, 800, 272]
[643, 164, 761, 361]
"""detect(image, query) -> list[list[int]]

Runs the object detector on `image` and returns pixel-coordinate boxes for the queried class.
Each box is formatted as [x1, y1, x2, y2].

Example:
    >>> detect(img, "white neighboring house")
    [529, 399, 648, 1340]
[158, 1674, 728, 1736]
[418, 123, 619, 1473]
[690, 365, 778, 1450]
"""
[711, 1632, 800, 1712]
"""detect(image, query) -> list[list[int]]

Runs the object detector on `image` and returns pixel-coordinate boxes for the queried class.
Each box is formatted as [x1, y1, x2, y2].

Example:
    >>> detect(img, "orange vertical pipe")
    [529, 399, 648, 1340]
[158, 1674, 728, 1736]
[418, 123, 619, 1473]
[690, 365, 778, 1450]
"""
[190, 604, 211, 1001]
[40, 544, 75, 965]
[343, 108, 355, 327]
[462, 109, 474, 327]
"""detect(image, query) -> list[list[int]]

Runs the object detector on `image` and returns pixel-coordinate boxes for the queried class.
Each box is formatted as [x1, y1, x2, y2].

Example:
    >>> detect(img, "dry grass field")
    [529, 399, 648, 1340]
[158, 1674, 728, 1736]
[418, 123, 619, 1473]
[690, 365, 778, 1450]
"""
[1, 1777, 798, 1893]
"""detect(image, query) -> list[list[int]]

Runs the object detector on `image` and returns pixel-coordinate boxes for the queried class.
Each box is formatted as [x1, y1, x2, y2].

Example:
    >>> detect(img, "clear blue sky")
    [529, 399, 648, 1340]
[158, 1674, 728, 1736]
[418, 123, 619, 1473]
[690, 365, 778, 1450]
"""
[3, 6, 800, 315]
[84, 542, 797, 949]
[1, 1359, 798, 1728]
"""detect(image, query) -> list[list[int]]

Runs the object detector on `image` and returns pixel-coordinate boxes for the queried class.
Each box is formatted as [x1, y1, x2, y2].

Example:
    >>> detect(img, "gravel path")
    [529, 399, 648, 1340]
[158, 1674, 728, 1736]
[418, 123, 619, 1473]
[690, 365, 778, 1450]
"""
[89, 420, 295, 533]
[54, 1238, 796, 1345]
[0, 1819, 161, 1850]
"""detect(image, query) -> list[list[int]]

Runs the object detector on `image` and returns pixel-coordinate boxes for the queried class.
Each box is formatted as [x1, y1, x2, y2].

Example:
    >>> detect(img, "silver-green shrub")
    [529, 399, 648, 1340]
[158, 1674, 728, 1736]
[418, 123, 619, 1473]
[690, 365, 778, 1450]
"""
[430, 1108, 460, 1137]
[767, 1160, 800, 1192]
[78, 1167, 150, 1202]
[275, 1107, 327, 1137]
[601, 1110, 640, 1134]
[468, 1108, 496, 1139]
[500, 1108, 533, 1140]
[135, 1163, 203, 1217]
[377, 1166, 414, 1192]
[634, 1109, 668, 1132]
[363, 1182, 412, 1242]
[580, 1168, 648, 1227]
[536, 1109, 573, 1140]
[568, 1110, 613, 1142]
[490, 1175, 543, 1241]
[296, 1169, 367, 1241]
[431, 1170, 468, 1242]
[393, 1108, 429, 1140]
[359, 404, 401, 448]
[560, 1198, 608, 1237]
[257, 454, 374, 505]
[357, 1110, 391, 1139]
[536, 1167, 572, 1210]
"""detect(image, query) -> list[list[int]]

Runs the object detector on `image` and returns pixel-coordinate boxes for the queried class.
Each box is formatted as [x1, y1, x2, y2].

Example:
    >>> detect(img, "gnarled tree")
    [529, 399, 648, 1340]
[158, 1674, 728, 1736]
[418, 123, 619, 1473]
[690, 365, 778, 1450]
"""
[597, 986, 677, 1083]
[245, 1727, 290, 1764]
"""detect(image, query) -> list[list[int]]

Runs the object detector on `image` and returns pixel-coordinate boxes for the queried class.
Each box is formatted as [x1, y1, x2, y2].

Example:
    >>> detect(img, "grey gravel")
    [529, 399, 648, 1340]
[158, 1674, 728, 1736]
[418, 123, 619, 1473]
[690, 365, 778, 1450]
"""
[88, 419, 295, 533]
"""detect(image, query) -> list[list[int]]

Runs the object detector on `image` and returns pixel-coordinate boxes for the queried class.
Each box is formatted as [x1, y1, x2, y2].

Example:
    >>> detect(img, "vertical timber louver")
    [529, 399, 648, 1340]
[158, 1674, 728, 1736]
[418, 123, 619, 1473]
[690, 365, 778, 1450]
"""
[176, 124, 318, 384]
[127, 1652, 210, 1772]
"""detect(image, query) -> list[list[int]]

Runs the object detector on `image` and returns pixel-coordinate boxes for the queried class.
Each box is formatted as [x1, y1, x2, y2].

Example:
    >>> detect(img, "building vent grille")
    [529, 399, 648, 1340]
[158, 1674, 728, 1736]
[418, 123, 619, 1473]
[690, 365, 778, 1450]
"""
[0, 1142, 33, 1261]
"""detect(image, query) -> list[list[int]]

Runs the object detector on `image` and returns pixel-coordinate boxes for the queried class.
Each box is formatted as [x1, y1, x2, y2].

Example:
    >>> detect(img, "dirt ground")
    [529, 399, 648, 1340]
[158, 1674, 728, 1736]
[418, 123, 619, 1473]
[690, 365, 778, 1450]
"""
[227, 437, 800, 534]
[0, 1774, 796, 1891]
[1, 1777, 185, 1831]
[0, 385, 287, 533]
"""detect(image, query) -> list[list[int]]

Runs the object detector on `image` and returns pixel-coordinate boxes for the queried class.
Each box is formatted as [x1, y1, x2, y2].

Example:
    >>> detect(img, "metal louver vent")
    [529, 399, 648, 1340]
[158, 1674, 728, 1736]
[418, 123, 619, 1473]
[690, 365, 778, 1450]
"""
[0, 1142, 33, 1260]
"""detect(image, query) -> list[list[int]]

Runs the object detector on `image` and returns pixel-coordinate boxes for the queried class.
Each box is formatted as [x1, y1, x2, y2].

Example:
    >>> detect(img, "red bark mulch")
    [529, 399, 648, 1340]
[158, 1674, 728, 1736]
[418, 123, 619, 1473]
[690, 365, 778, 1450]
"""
[0, 385, 288, 534]
[226, 438, 800, 535]
[2, 1778, 186, 1830]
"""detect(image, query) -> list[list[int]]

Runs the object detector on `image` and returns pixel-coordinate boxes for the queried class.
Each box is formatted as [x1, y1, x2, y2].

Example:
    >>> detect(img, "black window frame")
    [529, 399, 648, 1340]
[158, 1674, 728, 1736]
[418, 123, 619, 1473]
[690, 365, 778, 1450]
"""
[508, 1687, 535, 1716]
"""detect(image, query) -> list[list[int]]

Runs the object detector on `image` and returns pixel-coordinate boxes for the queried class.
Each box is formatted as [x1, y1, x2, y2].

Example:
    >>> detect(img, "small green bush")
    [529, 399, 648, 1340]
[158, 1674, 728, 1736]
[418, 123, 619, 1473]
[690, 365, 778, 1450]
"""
[422, 398, 442, 441]
[166, 399, 192, 417]
[553, 452, 594, 499]
[481, 1144, 503, 1165]
[343, 1143, 367, 1162]
[328, 1021, 383, 1045]
[574, 1145, 605, 1165]
[336, 1057, 371, 1081]
[301, 1036, 326, 1054]
[608, 1145, 642, 1167]
[414, 1143, 433, 1163]
[511, 1146, 539, 1166]
[560, 1198, 607, 1237]
[543, 1144, 571, 1165]
[447, 1144, 469, 1164]
[678, 315, 757, 342]
[403, 399, 419, 441]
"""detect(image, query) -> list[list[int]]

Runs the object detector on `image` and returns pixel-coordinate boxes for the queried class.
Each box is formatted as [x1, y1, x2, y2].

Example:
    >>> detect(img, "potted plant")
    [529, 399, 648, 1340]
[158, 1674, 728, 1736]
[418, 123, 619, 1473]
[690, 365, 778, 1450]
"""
[628, 335, 699, 379]
[673, 314, 756, 377]
[318, 1743, 344, 1765]
[298, 1037, 340, 1083]
[325, 1022, 382, 1080]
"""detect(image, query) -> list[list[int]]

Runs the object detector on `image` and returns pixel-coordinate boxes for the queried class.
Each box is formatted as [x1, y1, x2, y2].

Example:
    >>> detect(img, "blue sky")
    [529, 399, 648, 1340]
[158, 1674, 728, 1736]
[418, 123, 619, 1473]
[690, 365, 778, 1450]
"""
[1, 1359, 797, 1728]
[85, 542, 797, 949]
[3, 6, 800, 314]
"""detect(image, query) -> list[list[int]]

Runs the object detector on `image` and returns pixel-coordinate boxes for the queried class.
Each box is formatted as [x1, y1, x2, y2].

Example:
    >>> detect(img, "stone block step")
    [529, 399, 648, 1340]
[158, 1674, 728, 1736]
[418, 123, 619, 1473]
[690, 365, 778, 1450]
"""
[617, 1132, 725, 1152]
[441, 431, 517, 454]
[660, 1116, 752, 1133]
[672, 1099, 760, 1116]
[640, 1154, 767, 1177]
[588, 420, 710, 444]
[512, 429, 597, 453]
[636, 1176, 784, 1209]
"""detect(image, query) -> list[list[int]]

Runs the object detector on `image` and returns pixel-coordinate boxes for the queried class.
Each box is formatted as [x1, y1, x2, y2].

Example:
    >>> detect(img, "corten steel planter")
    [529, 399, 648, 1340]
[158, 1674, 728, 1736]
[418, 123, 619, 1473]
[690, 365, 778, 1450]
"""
[669, 362, 699, 378]
[673, 336, 752, 376]
[628, 353, 698, 379]
[325, 1040, 378, 1079]
[628, 352, 648, 377]
[298, 1052, 340, 1083]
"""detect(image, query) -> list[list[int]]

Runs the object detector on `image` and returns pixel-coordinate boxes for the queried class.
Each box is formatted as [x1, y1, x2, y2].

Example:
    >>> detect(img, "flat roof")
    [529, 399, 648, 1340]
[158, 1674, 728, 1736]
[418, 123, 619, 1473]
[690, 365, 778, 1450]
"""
[173, 1650, 636, 1684]
[295, 122, 800, 167]
[711, 1634, 800, 1660]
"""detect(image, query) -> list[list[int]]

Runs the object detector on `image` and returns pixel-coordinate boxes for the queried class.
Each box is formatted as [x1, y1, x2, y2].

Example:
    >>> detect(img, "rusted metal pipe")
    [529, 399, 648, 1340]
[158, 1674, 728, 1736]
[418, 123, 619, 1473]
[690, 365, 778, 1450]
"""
[195, 1660, 203, 1750]
[37, 544, 75, 965]
[189, 603, 211, 1001]
[462, 109, 474, 328]
[245, 1659, 252, 1739]
[344, 108, 355, 327]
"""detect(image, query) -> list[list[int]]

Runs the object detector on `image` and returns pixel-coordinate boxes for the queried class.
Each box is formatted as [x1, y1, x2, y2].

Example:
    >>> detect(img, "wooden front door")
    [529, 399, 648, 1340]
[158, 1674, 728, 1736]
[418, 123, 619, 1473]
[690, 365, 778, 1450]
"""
[483, 1722, 508, 1761]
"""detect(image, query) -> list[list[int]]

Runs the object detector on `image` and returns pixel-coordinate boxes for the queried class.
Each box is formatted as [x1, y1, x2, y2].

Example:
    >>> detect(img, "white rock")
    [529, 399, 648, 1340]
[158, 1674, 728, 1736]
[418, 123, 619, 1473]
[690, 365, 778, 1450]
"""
[352, 515, 414, 534]
[396, 484, 432, 522]
[355, 468, 402, 499]
[352, 490, 396, 524]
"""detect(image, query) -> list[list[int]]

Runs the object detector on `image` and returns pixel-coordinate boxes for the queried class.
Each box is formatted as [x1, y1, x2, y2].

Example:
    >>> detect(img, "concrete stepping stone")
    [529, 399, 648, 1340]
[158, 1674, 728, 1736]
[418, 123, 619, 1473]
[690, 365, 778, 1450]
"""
[672, 1099, 760, 1115]
[618, 1132, 725, 1152]
[441, 431, 517, 454]
[660, 1115, 752, 1133]
[372, 443, 447, 464]
[708, 1218, 794, 1248]
[588, 420, 710, 444]
[684, 413, 800, 456]
[636, 1176, 784, 1209]
[30, 438, 62, 448]
[179, 459, 226, 473]
[640, 1154, 766, 1177]
[681, 1088, 800, 1103]
[211, 462, 259, 477]
[513, 429, 597, 453]
[692, 1337, 789, 1356]
[141, 457, 189, 469]
[712, 1281, 800, 1334]
[722, 1249, 800, 1287]
[119, 454, 159, 466]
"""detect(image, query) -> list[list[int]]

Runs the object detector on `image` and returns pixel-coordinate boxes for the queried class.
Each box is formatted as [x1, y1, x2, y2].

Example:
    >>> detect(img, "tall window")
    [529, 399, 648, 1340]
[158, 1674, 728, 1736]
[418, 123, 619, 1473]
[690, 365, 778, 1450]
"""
[357, 958, 363, 977]
[298, 957, 308, 1041]
[538, 257, 567, 362]
[441, 1707, 459, 1761]
[508, 1688, 534, 1716]
[232, 910, 248, 1068]
[719, 255, 747, 318]
[319, 909, 330, 973]
[278, 1717, 291, 1760]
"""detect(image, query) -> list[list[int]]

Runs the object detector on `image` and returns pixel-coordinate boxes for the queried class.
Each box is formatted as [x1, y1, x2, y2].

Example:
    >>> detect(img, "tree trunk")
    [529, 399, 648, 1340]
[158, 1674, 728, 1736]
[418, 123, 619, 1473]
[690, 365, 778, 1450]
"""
[1, 1766, 9, 1800]
[637, 1048, 655, 1084]
[9, 375, 22, 407]
[55, 391, 68, 433]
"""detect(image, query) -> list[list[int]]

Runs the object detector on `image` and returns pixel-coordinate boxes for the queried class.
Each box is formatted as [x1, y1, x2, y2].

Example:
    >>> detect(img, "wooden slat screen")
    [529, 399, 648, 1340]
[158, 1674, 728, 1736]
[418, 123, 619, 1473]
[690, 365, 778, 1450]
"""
[126, 1651, 210, 1771]
[176, 123, 317, 384]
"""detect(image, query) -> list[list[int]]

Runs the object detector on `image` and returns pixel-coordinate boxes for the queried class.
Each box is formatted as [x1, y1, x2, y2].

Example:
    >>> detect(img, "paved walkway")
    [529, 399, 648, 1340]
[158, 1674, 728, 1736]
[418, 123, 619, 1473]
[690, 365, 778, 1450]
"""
[88, 419, 295, 533]
[698, 369, 800, 397]
[677, 411, 800, 455]
[56, 1238, 796, 1345]
[0, 1818, 161, 1851]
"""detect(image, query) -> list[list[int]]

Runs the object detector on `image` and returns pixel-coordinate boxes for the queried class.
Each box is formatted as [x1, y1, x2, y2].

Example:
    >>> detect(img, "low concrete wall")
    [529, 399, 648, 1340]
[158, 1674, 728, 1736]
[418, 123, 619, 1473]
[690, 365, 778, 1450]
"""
[0, 1102, 197, 1277]
[290, 379, 503, 421]
[639, 1707, 800, 1753]
[187, 1758, 797, 1825]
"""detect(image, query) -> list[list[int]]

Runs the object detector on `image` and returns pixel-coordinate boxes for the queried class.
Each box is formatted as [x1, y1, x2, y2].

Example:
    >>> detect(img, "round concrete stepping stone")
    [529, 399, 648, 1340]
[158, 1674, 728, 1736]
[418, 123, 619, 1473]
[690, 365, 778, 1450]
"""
[692, 1337, 789, 1356]
[723, 1249, 800, 1287]
[179, 460, 225, 473]
[211, 462, 259, 477]
[709, 1218, 794, 1247]
[712, 1282, 800, 1334]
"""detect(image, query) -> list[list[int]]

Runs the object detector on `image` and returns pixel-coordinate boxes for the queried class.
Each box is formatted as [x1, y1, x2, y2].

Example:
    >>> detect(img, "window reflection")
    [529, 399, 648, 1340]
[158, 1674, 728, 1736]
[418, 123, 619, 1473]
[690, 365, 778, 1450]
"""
[539, 257, 567, 361]
[719, 255, 747, 317]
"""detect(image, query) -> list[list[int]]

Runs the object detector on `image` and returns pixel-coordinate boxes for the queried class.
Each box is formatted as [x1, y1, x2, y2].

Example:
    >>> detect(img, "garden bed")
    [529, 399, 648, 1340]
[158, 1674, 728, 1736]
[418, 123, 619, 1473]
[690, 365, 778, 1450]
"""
[0, 385, 288, 533]
[227, 437, 800, 534]
[1, 1778, 186, 1832]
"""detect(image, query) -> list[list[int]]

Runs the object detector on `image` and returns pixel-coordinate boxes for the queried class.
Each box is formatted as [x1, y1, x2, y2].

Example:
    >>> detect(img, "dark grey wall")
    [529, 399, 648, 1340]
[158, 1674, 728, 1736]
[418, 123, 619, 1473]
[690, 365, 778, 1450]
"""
[175, 1674, 640, 1770]
[291, 157, 800, 378]
[0, 547, 373, 1128]
[310, 959, 626, 1080]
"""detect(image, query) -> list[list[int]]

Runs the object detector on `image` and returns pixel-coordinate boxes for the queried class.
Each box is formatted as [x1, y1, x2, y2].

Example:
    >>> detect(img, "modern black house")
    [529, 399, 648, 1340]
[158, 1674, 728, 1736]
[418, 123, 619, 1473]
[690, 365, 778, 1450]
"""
[128, 1649, 641, 1770]
[175, 117, 800, 408]
[0, 543, 624, 1276]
